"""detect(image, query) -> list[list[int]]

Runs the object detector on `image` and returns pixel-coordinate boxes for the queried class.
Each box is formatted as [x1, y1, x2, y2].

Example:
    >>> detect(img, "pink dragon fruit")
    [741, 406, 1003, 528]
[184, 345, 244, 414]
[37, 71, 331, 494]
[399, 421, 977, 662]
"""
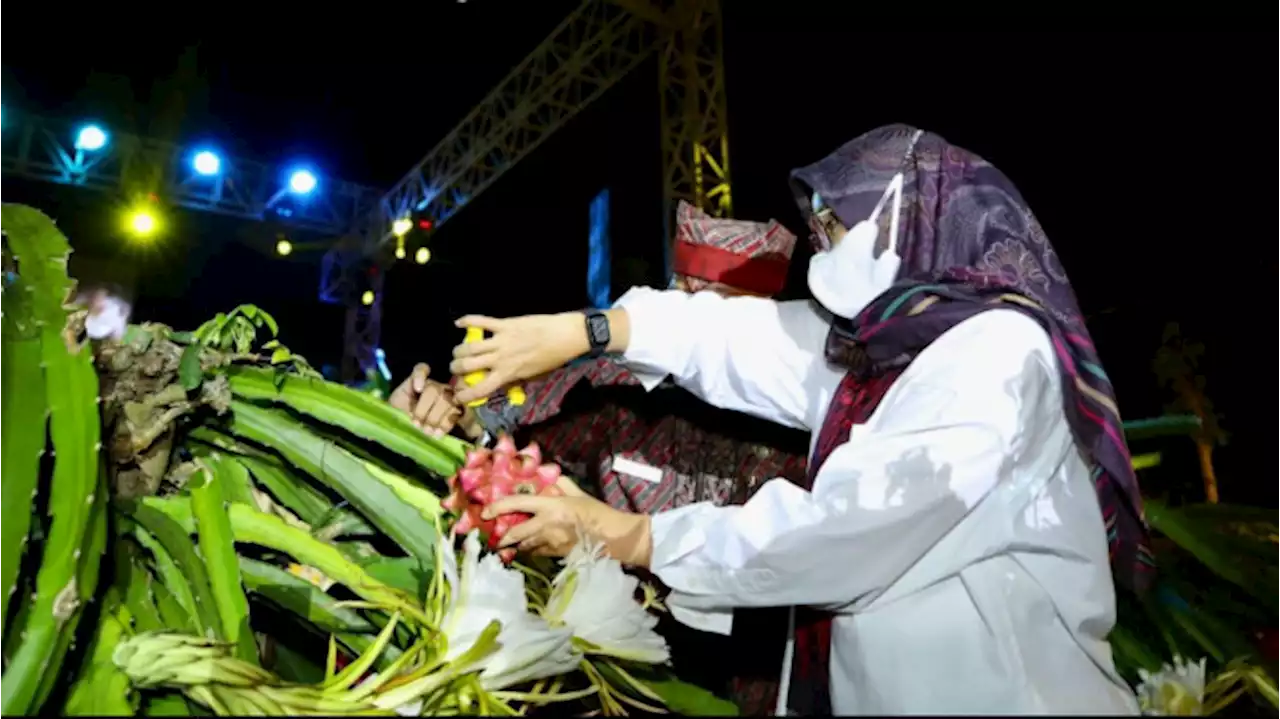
[441, 434, 564, 563]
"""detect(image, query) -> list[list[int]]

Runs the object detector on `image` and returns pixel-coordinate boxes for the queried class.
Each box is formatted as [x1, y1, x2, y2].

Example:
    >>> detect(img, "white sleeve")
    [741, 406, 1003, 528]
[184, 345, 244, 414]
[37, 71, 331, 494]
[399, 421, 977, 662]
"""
[647, 311, 1054, 612]
[612, 287, 829, 431]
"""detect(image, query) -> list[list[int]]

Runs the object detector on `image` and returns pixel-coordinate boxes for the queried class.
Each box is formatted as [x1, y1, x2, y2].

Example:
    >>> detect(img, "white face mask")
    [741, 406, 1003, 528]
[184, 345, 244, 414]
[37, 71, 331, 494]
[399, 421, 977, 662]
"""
[806, 172, 905, 319]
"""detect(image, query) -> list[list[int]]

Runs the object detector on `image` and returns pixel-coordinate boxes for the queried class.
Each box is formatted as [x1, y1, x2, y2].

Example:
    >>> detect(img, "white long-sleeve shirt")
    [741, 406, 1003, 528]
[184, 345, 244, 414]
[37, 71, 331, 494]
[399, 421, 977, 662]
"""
[612, 287, 1139, 715]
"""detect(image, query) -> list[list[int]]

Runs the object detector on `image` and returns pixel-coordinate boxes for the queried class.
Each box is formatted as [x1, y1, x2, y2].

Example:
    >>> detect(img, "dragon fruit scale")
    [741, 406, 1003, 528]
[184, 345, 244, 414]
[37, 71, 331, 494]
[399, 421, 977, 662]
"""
[442, 434, 564, 562]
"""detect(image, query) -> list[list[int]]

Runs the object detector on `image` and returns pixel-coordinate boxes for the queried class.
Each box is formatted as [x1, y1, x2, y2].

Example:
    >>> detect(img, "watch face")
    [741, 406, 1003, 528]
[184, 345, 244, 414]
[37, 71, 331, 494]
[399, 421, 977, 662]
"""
[588, 314, 610, 345]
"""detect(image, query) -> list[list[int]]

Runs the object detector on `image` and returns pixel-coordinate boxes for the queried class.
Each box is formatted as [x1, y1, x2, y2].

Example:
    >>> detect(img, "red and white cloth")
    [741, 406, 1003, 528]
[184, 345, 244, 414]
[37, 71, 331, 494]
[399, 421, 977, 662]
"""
[672, 201, 797, 296]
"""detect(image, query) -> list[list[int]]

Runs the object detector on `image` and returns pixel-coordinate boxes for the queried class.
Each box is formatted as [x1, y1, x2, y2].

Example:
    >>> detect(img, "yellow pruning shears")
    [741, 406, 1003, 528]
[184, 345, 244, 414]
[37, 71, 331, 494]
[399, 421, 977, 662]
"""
[461, 326, 526, 446]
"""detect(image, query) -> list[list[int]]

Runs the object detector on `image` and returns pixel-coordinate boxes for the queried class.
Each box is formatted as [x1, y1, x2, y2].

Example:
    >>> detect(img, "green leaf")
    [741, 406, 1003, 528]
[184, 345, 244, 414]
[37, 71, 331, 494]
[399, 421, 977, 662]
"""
[124, 501, 224, 639]
[190, 469, 258, 664]
[1122, 414, 1202, 442]
[237, 557, 376, 634]
[62, 599, 136, 717]
[1145, 500, 1278, 613]
[215, 443, 375, 538]
[119, 558, 165, 634]
[137, 496, 195, 533]
[131, 524, 199, 633]
[150, 578, 195, 633]
[256, 309, 279, 338]
[142, 692, 192, 716]
[360, 555, 432, 598]
[227, 365, 467, 474]
[270, 641, 327, 685]
[202, 453, 258, 507]
[270, 348, 292, 364]
[1108, 622, 1164, 675]
[32, 467, 110, 710]
[122, 324, 154, 350]
[225, 400, 438, 566]
[0, 206, 103, 718]
[192, 317, 220, 345]
[225, 503, 429, 625]
[178, 344, 203, 390]
[0, 270, 47, 637]
[136, 496, 428, 626]
[643, 675, 740, 716]
[237, 455, 332, 525]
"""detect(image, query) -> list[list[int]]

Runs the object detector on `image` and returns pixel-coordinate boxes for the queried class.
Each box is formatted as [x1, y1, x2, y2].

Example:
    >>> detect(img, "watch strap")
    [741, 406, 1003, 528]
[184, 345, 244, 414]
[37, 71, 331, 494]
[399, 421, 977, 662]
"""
[584, 309, 610, 358]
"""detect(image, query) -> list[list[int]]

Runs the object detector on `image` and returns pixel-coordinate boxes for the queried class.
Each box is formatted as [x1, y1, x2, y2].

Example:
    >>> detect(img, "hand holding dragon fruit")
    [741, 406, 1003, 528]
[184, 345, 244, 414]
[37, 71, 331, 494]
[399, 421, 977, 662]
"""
[442, 434, 565, 562]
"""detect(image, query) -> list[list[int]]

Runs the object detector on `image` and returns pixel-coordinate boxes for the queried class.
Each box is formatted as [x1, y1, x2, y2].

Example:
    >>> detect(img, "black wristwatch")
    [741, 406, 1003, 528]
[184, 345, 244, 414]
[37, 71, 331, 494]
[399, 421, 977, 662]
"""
[584, 310, 611, 358]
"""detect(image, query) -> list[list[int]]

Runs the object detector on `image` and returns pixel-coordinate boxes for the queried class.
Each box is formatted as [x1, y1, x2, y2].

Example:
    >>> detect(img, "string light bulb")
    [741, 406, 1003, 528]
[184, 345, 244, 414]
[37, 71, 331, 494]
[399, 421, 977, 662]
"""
[395, 237, 406, 260]
[276, 238, 293, 256]
[361, 290, 375, 306]
[415, 247, 431, 264]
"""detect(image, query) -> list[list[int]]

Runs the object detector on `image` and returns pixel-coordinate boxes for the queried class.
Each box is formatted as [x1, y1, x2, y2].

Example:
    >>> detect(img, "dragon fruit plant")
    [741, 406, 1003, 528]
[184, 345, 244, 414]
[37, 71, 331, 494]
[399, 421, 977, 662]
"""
[0, 205, 740, 717]
[443, 435, 565, 562]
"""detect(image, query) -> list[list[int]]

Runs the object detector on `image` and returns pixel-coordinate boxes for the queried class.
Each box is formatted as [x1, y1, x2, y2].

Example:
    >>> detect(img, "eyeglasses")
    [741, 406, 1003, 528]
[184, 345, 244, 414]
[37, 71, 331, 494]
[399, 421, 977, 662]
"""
[807, 208, 845, 252]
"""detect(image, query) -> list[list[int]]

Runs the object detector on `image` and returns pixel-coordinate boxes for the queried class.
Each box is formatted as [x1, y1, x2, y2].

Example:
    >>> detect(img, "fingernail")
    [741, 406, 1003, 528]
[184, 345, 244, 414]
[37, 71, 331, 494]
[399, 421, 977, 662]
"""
[481, 508, 494, 520]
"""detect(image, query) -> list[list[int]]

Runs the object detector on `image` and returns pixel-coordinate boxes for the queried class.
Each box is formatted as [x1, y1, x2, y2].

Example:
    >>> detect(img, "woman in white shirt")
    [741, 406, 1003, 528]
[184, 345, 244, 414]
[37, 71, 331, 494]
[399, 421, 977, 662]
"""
[449, 125, 1152, 715]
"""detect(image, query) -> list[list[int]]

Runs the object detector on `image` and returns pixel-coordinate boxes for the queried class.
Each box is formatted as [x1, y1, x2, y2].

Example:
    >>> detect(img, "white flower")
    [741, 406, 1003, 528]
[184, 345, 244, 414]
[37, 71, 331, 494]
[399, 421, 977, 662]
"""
[1136, 655, 1207, 716]
[441, 531, 580, 689]
[543, 537, 669, 664]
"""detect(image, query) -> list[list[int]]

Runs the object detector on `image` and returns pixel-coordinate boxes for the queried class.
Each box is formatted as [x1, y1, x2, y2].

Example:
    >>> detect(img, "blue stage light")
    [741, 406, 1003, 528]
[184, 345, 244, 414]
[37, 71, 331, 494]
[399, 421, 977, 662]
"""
[192, 150, 222, 176]
[288, 169, 317, 195]
[74, 124, 108, 151]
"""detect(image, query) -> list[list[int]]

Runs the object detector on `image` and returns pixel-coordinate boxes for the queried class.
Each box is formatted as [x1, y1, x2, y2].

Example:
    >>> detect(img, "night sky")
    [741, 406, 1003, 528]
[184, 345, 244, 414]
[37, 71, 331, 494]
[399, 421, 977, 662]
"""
[1, 17, 1271, 505]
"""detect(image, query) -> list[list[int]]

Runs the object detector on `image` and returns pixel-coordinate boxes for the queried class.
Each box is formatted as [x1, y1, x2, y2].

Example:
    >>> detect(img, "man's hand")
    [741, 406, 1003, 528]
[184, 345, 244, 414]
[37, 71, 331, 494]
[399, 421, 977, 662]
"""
[388, 363, 480, 438]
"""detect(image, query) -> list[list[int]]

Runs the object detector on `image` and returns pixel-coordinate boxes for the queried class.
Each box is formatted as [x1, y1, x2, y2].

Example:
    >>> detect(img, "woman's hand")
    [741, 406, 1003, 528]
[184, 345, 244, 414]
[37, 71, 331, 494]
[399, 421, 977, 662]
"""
[449, 313, 590, 405]
[482, 485, 652, 567]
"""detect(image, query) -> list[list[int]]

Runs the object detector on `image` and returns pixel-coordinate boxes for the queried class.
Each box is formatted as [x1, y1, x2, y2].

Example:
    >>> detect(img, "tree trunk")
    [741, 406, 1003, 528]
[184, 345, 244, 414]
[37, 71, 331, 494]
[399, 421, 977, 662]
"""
[1196, 440, 1219, 504]
[1178, 381, 1219, 504]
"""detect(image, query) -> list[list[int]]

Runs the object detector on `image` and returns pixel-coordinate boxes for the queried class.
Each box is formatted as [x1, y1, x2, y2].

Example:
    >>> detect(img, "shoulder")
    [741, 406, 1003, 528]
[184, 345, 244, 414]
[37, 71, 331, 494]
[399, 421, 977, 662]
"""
[926, 309, 1055, 383]
[904, 309, 1060, 418]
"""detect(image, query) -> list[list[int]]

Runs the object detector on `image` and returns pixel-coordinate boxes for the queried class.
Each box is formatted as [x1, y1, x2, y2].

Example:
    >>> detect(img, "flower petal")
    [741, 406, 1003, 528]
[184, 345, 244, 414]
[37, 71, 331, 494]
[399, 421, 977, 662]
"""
[547, 538, 669, 664]
[479, 613, 579, 690]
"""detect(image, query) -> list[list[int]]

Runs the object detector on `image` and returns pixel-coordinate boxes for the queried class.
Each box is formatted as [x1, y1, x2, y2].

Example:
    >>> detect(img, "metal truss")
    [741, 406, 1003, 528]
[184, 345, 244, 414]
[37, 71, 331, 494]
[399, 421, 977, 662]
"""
[365, 0, 663, 251]
[655, 0, 731, 270]
[0, 114, 383, 237]
[339, 0, 733, 380]
[340, 270, 385, 383]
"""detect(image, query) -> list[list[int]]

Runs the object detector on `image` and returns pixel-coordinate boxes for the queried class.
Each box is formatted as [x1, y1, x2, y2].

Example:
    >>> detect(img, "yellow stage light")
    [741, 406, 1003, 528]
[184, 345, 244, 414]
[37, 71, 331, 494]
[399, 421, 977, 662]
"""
[415, 247, 431, 264]
[392, 217, 412, 237]
[395, 238, 406, 260]
[126, 209, 158, 237]
[276, 239, 293, 256]
[361, 290, 375, 306]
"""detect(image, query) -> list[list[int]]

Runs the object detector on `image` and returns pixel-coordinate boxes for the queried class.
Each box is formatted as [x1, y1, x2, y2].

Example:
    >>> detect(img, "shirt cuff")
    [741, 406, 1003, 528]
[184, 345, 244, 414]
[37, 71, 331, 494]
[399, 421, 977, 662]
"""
[668, 604, 734, 636]
[612, 287, 672, 391]
[649, 503, 713, 570]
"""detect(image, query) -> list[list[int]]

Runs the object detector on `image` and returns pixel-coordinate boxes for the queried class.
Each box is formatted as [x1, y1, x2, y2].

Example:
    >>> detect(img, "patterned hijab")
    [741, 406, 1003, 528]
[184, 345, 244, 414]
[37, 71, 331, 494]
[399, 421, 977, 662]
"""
[790, 124, 1154, 593]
